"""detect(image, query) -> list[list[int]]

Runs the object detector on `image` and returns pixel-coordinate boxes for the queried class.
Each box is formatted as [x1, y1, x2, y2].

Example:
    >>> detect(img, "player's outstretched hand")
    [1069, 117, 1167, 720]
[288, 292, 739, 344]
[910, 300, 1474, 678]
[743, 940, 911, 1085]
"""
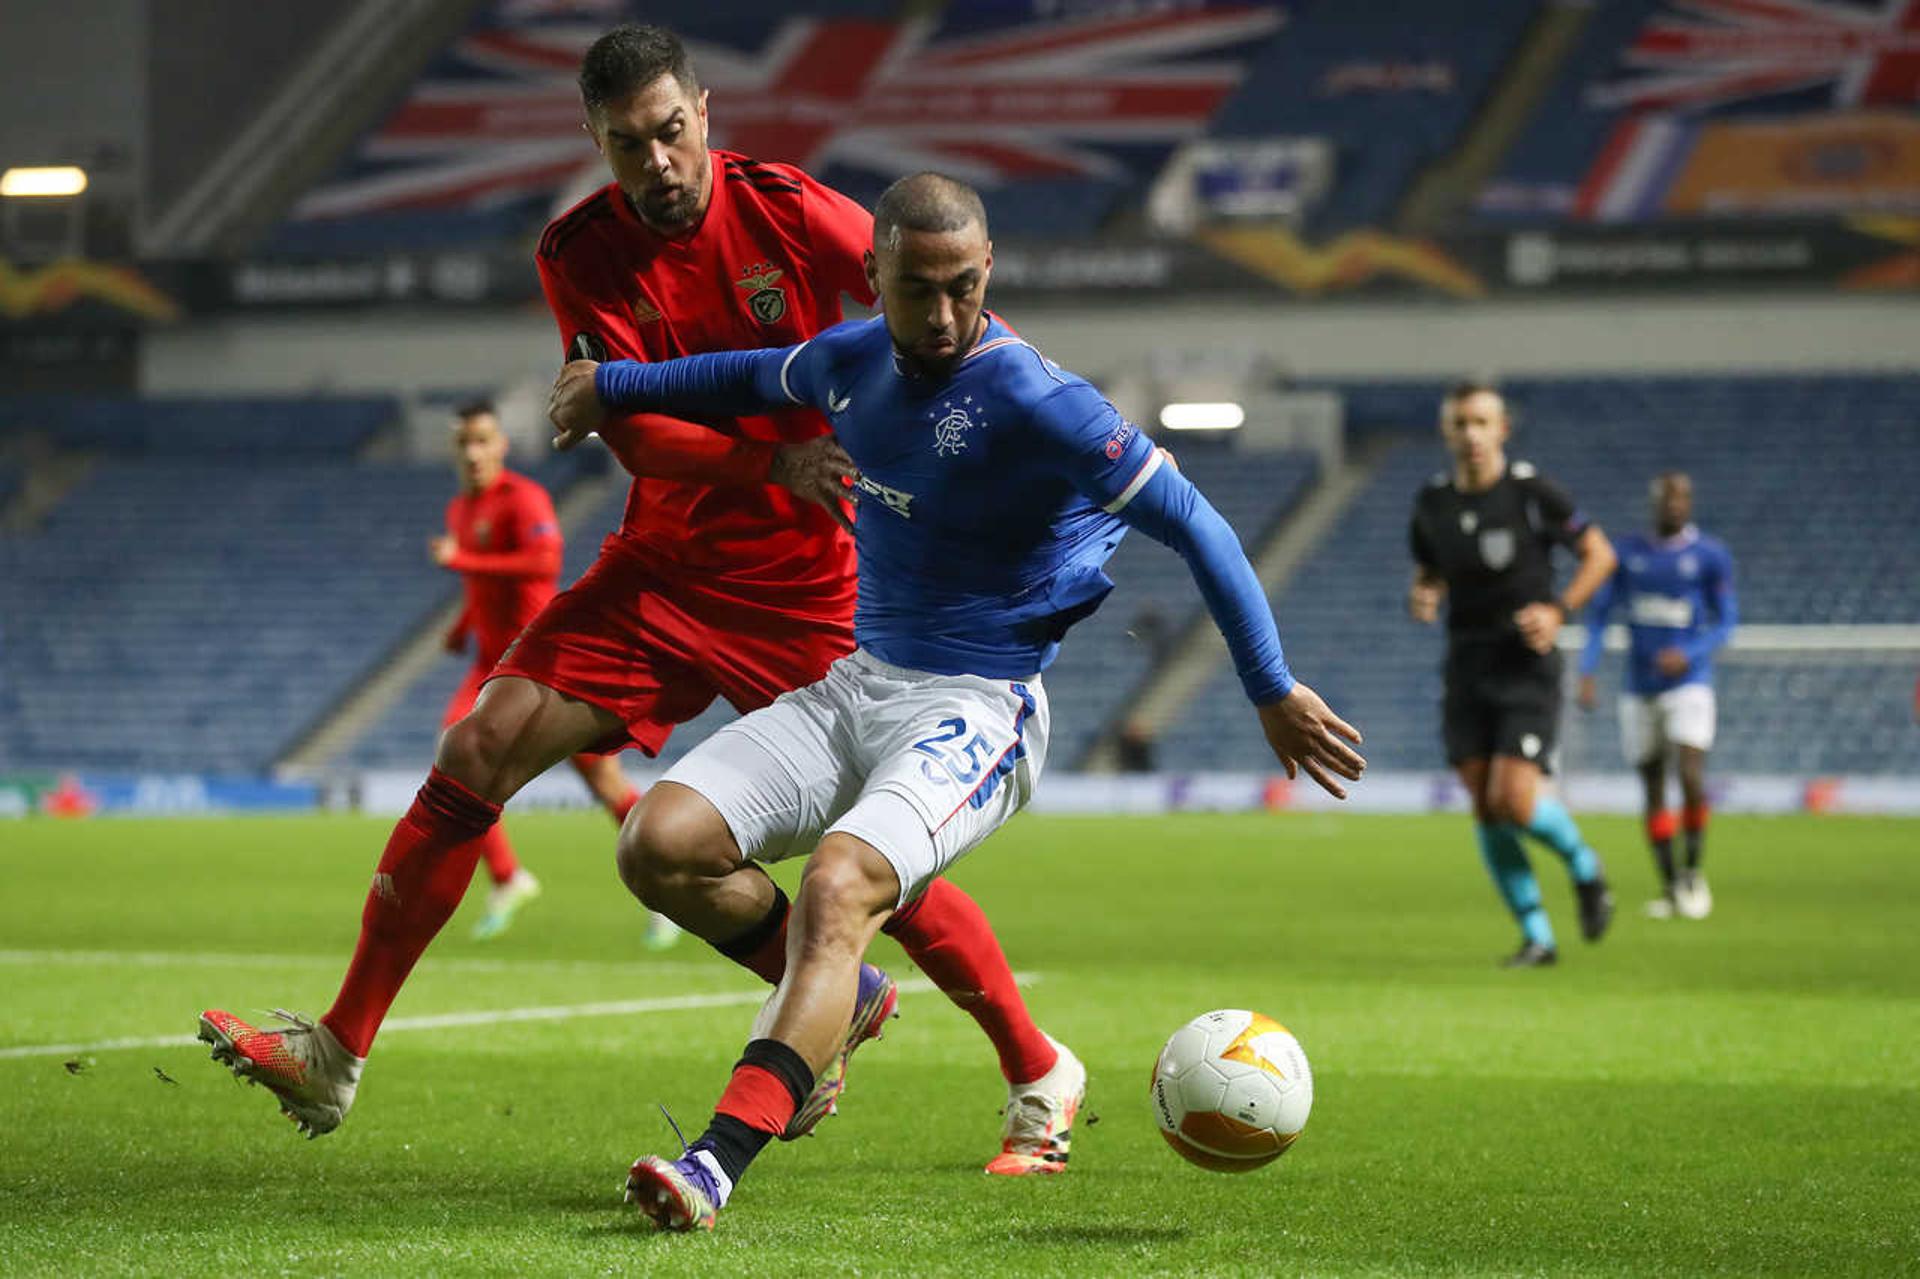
[1257, 683, 1365, 800]
[1513, 602, 1562, 654]
[771, 435, 859, 533]
[548, 358, 605, 451]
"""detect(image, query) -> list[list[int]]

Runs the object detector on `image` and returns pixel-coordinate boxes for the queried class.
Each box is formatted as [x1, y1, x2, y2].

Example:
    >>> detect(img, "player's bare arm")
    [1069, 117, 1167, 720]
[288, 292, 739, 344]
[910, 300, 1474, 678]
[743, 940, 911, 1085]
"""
[555, 356, 858, 530]
[1257, 684, 1366, 799]
[549, 358, 607, 450]
[1515, 525, 1615, 655]
[1408, 566, 1446, 624]
[766, 435, 858, 533]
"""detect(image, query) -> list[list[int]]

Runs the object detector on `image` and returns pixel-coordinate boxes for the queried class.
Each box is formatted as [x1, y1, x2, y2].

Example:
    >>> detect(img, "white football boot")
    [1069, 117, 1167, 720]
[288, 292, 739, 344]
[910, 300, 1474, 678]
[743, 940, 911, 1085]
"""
[1676, 869, 1713, 919]
[472, 868, 541, 940]
[985, 1034, 1086, 1176]
[197, 1008, 364, 1138]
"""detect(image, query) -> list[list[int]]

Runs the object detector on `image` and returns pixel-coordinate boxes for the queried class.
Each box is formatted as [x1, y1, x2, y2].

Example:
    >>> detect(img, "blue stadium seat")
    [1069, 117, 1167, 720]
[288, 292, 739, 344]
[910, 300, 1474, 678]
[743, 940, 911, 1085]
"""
[1154, 373, 1920, 777]
[1044, 445, 1319, 769]
[0, 394, 397, 457]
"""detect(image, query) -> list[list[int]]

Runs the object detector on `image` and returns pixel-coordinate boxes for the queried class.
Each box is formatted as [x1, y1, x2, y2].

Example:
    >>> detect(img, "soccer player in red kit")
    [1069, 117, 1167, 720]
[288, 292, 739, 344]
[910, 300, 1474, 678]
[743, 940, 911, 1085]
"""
[198, 24, 1080, 1177]
[432, 400, 674, 946]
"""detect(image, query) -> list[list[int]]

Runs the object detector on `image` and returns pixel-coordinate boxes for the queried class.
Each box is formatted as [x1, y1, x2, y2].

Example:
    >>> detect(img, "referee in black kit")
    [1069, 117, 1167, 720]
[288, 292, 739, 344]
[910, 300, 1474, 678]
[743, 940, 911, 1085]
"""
[1408, 382, 1618, 967]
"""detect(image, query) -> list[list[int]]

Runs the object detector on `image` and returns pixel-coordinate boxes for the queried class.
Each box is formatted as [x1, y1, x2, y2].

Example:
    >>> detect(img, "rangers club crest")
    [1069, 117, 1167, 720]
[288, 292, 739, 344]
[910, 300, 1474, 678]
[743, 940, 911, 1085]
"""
[1479, 527, 1515, 570]
[735, 262, 788, 325]
[931, 396, 984, 457]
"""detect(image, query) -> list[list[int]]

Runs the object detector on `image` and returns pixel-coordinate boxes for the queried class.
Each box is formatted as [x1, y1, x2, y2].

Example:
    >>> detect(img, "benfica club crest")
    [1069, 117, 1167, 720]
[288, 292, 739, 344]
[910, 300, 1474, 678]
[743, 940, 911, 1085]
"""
[735, 262, 788, 325]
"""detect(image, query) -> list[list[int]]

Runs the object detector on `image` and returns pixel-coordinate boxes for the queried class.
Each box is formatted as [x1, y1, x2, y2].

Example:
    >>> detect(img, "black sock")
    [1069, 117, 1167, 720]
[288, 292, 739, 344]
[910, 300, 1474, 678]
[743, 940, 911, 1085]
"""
[713, 884, 789, 963]
[694, 1115, 773, 1192]
[1683, 829, 1703, 873]
[1650, 837, 1677, 891]
[692, 1039, 815, 1188]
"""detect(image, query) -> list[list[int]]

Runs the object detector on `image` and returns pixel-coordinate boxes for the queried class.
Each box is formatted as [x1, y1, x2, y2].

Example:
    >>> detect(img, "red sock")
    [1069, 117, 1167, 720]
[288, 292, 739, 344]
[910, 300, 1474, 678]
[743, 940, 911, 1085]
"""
[713, 1063, 800, 1137]
[713, 886, 790, 985]
[322, 769, 500, 1056]
[884, 879, 1057, 1084]
[1647, 809, 1678, 842]
[1682, 802, 1710, 833]
[476, 823, 519, 885]
[609, 788, 640, 825]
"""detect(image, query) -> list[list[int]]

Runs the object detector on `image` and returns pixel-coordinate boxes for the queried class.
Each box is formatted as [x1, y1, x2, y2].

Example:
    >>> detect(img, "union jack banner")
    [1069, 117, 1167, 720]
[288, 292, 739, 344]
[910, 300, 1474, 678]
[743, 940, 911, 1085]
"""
[1589, 0, 1920, 115]
[292, 1, 1285, 235]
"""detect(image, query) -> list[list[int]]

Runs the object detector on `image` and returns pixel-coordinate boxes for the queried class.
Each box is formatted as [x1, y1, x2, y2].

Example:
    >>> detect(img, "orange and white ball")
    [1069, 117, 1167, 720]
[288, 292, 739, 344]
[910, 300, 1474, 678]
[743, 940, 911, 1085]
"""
[1151, 1009, 1313, 1173]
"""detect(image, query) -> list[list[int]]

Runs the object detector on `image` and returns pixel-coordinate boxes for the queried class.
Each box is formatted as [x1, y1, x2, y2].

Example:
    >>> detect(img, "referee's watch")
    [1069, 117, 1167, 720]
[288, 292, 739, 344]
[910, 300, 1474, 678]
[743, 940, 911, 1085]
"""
[1552, 599, 1573, 622]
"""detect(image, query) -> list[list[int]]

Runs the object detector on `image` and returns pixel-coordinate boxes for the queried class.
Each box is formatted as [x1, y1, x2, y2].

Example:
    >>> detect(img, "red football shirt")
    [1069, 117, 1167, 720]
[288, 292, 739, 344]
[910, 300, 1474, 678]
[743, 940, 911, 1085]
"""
[445, 468, 563, 667]
[535, 150, 875, 622]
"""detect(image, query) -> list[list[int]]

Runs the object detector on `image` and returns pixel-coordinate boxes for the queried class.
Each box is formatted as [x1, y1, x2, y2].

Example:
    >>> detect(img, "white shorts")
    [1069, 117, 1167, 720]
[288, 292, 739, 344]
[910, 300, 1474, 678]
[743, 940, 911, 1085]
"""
[659, 648, 1050, 907]
[1618, 683, 1717, 765]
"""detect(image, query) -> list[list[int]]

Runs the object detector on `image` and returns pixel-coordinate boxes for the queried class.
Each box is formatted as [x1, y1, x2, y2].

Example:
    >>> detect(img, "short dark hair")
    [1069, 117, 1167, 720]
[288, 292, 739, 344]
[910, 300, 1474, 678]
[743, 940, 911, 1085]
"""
[1444, 379, 1501, 404]
[579, 24, 697, 116]
[453, 397, 496, 422]
[873, 172, 988, 246]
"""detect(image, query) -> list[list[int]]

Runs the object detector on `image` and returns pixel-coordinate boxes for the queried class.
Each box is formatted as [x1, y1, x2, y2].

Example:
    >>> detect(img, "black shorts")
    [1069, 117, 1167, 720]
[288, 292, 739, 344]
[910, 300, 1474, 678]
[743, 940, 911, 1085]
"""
[1441, 641, 1563, 771]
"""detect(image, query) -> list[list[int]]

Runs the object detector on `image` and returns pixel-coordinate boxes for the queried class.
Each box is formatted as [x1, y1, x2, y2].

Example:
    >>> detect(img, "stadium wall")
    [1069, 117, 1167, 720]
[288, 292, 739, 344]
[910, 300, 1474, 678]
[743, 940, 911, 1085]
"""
[141, 293, 1920, 396]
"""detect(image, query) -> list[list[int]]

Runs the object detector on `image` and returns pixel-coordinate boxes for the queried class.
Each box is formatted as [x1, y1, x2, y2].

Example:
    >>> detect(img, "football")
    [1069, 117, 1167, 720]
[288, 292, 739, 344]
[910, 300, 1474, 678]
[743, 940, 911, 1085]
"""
[1151, 1009, 1313, 1172]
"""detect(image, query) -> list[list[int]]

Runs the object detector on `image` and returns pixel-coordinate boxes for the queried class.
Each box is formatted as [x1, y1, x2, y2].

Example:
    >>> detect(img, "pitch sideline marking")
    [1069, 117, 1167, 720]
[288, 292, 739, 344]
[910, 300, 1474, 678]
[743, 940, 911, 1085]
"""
[0, 973, 1039, 1061]
[0, 948, 726, 976]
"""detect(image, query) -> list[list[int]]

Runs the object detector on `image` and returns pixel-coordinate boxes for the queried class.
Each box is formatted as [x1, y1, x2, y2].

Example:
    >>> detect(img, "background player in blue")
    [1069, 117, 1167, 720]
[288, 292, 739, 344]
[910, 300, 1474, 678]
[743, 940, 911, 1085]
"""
[547, 172, 1366, 1231]
[1578, 472, 1736, 920]
[1409, 383, 1618, 968]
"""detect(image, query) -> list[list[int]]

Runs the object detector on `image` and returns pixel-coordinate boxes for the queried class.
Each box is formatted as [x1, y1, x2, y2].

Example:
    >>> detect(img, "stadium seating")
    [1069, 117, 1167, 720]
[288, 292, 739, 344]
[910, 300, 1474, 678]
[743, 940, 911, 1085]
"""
[349, 443, 1319, 775]
[0, 395, 396, 456]
[7, 375, 1913, 780]
[1043, 446, 1319, 770]
[345, 472, 632, 770]
[1213, 0, 1538, 235]
[274, 0, 1548, 251]
[1154, 373, 1920, 777]
[0, 394, 587, 773]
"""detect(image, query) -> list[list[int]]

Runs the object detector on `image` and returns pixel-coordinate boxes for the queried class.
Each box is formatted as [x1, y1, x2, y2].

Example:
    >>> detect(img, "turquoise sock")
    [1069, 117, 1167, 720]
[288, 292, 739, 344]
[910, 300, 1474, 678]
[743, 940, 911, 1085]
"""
[1476, 823, 1554, 948]
[1523, 796, 1600, 884]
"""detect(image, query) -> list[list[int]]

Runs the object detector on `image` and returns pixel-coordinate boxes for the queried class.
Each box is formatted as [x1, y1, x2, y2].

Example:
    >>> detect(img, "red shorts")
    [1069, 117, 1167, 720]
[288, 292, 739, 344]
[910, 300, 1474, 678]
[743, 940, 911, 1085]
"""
[488, 542, 856, 756]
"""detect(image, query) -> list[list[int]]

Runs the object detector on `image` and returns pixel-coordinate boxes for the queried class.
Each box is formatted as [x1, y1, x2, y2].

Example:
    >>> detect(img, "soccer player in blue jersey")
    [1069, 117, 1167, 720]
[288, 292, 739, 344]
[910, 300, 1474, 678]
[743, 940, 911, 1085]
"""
[1578, 472, 1736, 920]
[546, 172, 1366, 1231]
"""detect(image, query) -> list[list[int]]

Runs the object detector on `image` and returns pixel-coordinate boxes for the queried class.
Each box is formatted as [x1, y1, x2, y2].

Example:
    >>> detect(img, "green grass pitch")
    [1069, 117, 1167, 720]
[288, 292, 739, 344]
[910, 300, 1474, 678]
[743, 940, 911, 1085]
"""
[3, 811, 1915, 1276]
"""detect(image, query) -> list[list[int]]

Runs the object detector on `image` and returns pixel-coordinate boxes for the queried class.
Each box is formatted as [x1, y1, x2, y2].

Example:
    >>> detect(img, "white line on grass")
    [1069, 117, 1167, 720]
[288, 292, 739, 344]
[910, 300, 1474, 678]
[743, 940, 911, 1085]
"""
[0, 949, 719, 976]
[0, 973, 1038, 1061]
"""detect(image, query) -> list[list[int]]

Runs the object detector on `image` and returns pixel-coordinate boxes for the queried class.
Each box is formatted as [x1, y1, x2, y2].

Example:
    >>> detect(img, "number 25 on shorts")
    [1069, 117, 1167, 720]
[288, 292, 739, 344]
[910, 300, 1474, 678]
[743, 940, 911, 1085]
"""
[912, 717, 995, 785]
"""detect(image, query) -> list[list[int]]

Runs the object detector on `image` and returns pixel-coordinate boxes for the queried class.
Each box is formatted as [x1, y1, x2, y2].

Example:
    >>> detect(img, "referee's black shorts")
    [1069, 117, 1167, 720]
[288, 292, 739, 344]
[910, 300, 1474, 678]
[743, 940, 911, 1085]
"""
[1441, 640, 1563, 770]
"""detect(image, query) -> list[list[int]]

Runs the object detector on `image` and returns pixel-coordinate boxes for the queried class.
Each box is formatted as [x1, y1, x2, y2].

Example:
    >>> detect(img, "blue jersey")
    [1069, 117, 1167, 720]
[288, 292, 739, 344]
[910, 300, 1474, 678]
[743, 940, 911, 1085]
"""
[1580, 526, 1737, 696]
[594, 313, 1294, 701]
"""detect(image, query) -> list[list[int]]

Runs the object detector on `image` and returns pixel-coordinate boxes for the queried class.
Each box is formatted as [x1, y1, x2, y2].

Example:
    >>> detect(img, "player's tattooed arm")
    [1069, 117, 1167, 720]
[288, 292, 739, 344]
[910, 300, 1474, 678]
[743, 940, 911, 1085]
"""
[768, 436, 858, 533]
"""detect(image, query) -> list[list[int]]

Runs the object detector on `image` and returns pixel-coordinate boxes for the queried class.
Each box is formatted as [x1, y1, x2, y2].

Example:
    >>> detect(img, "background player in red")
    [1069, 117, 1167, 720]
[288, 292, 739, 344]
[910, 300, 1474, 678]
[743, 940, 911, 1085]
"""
[432, 400, 672, 945]
[198, 25, 1080, 1177]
